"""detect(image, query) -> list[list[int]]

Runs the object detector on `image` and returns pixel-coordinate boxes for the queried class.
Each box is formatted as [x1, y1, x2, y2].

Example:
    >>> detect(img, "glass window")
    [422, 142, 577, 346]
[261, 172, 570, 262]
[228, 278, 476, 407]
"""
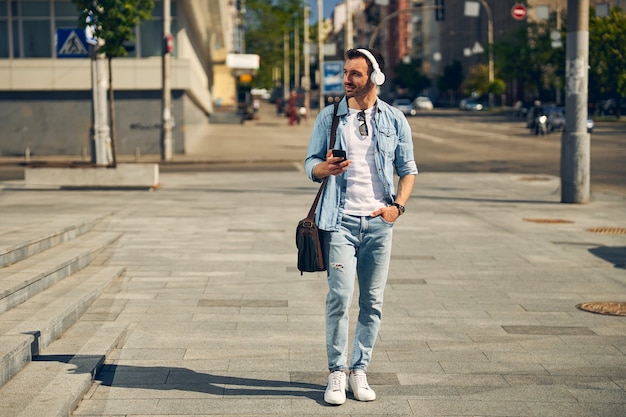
[139, 18, 178, 58]
[0, 1, 7, 17]
[55, 1, 79, 17]
[152, 0, 162, 17]
[151, 0, 177, 18]
[20, 0, 49, 17]
[55, 18, 80, 30]
[0, 21, 8, 57]
[140, 19, 161, 57]
[22, 20, 51, 57]
[12, 18, 20, 57]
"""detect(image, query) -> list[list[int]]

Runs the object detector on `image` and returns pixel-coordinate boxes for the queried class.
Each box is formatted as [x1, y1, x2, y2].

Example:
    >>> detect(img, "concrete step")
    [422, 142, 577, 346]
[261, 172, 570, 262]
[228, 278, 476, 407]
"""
[0, 231, 121, 315]
[0, 265, 125, 389]
[0, 321, 129, 417]
[0, 214, 111, 268]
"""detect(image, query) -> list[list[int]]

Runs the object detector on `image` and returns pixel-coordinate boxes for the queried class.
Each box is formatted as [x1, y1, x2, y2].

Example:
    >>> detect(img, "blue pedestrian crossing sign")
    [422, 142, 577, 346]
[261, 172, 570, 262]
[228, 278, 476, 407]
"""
[56, 28, 90, 58]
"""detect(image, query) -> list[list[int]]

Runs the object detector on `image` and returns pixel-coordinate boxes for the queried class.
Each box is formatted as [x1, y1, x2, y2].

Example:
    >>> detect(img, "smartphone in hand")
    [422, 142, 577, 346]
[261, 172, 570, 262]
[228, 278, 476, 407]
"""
[332, 149, 347, 160]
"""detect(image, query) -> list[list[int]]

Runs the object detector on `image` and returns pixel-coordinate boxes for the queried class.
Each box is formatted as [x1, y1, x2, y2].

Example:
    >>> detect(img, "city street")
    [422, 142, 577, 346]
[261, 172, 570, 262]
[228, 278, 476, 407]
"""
[407, 109, 626, 196]
[3, 106, 624, 197]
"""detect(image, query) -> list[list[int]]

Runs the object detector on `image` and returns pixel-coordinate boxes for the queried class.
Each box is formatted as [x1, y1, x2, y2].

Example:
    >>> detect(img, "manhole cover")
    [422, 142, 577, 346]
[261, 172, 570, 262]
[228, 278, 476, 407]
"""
[576, 302, 626, 316]
[524, 218, 573, 224]
[586, 227, 626, 235]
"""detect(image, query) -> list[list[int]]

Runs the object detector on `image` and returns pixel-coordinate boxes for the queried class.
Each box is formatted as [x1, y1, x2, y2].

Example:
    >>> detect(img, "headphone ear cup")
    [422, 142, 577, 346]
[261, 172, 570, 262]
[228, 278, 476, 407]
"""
[371, 70, 385, 86]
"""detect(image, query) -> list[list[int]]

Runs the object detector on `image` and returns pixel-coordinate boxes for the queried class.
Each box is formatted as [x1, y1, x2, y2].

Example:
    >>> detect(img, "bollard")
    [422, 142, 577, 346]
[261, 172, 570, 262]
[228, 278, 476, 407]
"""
[24, 147, 31, 163]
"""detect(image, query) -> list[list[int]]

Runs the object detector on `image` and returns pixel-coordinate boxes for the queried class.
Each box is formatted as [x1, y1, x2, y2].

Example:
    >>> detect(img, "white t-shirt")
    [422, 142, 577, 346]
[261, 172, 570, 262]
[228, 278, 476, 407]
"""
[343, 107, 387, 216]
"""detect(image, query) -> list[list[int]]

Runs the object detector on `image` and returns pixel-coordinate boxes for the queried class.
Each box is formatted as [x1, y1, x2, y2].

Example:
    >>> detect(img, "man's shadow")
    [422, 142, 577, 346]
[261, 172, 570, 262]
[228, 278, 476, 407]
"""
[588, 245, 626, 269]
[36, 355, 326, 403]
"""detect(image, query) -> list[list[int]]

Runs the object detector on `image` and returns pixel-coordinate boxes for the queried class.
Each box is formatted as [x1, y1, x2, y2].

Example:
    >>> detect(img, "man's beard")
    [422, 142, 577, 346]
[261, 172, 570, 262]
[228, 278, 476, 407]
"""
[345, 81, 374, 99]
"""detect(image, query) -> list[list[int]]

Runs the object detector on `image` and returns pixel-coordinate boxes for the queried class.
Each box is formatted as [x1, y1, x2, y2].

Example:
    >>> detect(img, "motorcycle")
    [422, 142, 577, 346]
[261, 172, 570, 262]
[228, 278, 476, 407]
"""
[532, 113, 548, 136]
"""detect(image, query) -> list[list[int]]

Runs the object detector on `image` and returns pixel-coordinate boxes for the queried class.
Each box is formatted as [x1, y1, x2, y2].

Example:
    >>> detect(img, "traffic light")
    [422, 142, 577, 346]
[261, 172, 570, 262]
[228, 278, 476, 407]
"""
[435, 0, 445, 22]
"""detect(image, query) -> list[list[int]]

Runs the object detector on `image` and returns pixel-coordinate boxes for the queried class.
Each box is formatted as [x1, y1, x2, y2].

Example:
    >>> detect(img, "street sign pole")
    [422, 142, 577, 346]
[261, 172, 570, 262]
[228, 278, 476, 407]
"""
[561, 0, 590, 203]
[161, 0, 173, 161]
[91, 42, 112, 166]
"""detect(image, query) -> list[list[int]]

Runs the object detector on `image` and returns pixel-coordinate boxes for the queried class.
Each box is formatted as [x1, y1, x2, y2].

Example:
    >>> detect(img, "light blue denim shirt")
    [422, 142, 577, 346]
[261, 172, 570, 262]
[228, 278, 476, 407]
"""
[304, 97, 418, 231]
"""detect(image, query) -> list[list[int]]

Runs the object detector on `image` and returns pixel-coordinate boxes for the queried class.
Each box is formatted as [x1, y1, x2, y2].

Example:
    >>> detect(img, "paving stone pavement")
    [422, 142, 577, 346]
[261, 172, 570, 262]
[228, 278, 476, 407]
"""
[1, 106, 625, 416]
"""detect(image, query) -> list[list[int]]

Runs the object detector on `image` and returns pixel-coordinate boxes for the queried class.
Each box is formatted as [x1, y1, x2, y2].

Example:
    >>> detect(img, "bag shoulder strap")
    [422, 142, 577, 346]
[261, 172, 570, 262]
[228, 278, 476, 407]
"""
[306, 102, 340, 219]
[329, 101, 340, 149]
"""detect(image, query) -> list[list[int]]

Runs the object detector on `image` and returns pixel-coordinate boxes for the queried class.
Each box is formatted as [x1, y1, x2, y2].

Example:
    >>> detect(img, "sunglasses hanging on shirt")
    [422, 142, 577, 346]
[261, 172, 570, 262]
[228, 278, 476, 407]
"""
[357, 111, 368, 137]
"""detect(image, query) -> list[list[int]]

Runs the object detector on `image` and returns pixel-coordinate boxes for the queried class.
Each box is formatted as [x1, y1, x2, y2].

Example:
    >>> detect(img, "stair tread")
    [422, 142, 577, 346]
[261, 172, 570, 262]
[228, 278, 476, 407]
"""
[0, 231, 121, 297]
[0, 265, 125, 337]
[0, 321, 129, 417]
[0, 265, 124, 390]
[0, 213, 111, 267]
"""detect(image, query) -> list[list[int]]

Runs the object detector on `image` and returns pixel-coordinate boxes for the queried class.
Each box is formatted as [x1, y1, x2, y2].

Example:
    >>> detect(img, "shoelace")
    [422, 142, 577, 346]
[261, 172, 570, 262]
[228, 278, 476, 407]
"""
[352, 372, 370, 389]
[330, 372, 344, 391]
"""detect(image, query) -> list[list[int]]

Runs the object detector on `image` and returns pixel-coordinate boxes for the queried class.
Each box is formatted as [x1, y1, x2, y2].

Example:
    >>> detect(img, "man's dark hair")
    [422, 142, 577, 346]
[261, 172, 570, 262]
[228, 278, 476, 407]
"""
[346, 48, 385, 75]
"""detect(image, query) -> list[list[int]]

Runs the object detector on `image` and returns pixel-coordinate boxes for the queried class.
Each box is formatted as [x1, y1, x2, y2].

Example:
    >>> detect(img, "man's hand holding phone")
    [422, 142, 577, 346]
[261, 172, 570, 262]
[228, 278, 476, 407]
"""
[322, 149, 350, 177]
[332, 149, 347, 160]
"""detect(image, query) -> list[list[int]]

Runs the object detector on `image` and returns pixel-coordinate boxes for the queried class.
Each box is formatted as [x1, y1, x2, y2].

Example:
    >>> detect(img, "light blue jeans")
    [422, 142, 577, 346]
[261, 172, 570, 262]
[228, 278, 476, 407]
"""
[321, 214, 394, 372]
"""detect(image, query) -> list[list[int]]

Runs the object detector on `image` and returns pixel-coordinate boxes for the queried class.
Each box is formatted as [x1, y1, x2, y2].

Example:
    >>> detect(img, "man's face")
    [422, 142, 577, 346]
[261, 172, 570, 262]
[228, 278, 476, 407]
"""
[343, 56, 374, 99]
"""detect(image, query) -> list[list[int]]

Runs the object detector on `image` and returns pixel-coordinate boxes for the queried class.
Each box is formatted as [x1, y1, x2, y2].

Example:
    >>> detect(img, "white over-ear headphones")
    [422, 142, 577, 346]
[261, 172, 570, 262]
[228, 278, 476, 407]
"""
[357, 48, 386, 86]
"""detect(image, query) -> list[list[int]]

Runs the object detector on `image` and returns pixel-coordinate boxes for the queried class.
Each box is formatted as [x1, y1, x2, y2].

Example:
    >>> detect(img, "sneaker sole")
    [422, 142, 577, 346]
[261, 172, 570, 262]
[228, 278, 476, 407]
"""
[324, 394, 346, 405]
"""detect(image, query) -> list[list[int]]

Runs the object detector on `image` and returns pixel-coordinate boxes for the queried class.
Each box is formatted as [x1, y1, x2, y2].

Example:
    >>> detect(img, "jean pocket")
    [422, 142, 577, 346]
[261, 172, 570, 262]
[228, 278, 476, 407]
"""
[376, 215, 395, 226]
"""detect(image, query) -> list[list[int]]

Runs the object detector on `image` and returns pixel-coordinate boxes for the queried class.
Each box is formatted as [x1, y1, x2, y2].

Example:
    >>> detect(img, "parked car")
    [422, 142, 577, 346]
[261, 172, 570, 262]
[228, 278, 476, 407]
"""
[392, 98, 417, 116]
[250, 88, 271, 100]
[461, 99, 484, 111]
[547, 108, 565, 132]
[545, 107, 594, 133]
[413, 96, 434, 110]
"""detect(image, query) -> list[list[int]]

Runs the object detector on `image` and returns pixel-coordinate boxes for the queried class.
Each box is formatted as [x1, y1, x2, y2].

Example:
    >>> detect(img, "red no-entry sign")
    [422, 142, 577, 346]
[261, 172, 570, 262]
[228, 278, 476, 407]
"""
[511, 4, 527, 20]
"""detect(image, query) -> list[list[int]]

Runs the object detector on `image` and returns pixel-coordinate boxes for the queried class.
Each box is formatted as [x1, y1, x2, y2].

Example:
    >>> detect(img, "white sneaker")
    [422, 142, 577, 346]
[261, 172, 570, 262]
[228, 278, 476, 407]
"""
[348, 370, 376, 401]
[324, 371, 347, 405]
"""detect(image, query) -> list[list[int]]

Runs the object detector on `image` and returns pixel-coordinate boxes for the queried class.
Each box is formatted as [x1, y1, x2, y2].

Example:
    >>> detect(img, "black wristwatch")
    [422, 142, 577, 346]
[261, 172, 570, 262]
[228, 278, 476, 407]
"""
[391, 202, 405, 215]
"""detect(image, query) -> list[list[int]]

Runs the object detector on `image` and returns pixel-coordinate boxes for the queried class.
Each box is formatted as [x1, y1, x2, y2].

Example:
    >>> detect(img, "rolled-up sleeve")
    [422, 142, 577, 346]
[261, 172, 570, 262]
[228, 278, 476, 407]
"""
[304, 105, 334, 182]
[394, 114, 418, 177]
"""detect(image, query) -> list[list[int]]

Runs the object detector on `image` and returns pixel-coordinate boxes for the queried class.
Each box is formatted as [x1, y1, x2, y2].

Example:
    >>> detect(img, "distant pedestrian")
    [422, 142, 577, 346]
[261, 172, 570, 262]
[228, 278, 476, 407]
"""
[288, 90, 298, 125]
[304, 47, 418, 405]
[276, 97, 282, 116]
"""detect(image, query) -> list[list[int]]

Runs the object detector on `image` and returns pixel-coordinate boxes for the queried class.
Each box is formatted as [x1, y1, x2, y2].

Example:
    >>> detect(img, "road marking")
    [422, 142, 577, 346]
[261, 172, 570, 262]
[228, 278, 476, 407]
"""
[413, 132, 445, 143]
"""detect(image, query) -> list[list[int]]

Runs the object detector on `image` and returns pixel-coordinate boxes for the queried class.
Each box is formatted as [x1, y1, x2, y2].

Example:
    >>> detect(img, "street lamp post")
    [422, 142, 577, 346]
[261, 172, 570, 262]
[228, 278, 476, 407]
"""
[561, 0, 590, 203]
[303, 4, 310, 118]
[477, 0, 494, 108]
[317, 0, 324, 111]
[345, 0, 353, 50]
[161, 0, 173, 161]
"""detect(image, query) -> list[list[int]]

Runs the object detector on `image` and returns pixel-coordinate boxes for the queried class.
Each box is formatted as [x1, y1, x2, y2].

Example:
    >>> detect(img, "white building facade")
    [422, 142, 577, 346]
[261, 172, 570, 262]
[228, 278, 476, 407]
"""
[0, 0, 237, 157]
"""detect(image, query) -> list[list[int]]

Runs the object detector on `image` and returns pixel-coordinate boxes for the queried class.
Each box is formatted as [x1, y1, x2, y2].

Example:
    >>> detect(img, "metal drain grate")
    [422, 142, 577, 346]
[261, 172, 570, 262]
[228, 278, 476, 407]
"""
[523, 218, 574, 224]
[586, 227, 626, 235]
[576, 302, 626, 316]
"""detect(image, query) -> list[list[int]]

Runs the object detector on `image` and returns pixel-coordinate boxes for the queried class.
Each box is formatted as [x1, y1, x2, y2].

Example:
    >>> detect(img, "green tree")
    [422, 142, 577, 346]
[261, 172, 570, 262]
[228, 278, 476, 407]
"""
[462, 64, 489, 97]
[245, 0, 305, 90]
[589, 6, 626, 118]
[437, 60, 463, 106]
[494, 12, 565, 104]
[393, 58, 431, 97]
[73, 0, 155, 163]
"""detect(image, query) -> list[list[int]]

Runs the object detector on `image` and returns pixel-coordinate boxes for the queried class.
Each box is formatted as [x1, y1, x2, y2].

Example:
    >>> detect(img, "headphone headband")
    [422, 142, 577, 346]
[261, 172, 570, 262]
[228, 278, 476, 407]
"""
[357, 48, 385, 86]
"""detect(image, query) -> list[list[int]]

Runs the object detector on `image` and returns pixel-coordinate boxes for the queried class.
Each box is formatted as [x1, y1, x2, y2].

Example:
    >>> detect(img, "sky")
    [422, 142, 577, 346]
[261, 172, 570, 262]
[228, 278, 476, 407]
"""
[307, 0, 339, 21]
